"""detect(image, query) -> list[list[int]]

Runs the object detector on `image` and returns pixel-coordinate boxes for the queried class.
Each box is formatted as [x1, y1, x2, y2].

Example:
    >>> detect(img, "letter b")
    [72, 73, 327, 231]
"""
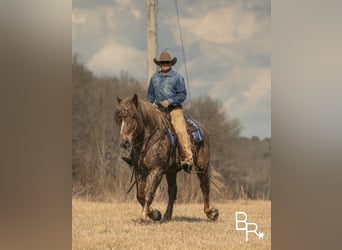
[235, 212, 248, 231]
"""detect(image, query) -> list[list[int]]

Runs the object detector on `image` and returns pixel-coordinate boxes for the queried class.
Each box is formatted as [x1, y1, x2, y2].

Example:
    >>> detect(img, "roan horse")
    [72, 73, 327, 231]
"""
[115, 94, 218, 222]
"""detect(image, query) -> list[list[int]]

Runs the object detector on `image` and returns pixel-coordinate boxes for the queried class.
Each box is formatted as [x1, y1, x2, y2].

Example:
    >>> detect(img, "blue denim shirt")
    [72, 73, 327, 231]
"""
[146, 69, 187, 106]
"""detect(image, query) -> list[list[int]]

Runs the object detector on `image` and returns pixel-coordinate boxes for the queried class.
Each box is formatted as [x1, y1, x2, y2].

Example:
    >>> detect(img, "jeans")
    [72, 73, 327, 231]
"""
[169, 108, 193, 164]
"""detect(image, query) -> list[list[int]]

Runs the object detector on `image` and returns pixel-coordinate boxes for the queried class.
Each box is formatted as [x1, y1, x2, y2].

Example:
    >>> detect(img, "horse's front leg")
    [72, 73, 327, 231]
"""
[135, 172, 147, 208]
[141, 168, 163, 222]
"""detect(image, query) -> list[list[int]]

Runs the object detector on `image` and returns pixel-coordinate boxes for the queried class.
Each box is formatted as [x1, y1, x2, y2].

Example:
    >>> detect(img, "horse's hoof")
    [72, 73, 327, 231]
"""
[206, 207, 219, 221]
[132, 218, 146, 224]
[149, 209, 162, 221]
[139, 213, 148, 223]
[162, 214, 172, 222]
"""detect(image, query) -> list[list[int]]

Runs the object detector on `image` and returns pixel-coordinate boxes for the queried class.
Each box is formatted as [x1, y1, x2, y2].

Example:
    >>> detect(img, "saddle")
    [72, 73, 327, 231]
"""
[163, 112, 204, 164]
[185, 117, 204, 143]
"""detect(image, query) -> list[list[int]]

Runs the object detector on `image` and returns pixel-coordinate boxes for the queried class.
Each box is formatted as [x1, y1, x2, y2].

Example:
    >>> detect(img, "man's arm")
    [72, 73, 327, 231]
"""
[146, 78, 155, 103]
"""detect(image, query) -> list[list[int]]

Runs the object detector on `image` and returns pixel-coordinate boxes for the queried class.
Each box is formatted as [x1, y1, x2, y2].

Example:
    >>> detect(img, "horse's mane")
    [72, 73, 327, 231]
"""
[115, 96, 169, 131]
[136, 99, 169, 131]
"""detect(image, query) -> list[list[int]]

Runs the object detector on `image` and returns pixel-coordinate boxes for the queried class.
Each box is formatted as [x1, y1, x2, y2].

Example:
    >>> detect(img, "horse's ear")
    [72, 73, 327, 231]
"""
[132, 94, 138, 107]
[117, 97, 122, 104]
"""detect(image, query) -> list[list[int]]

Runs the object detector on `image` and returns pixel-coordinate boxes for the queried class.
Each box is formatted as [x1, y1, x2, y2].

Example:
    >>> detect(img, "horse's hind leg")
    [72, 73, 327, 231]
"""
[197, 170, 219, 221]
[163, 171, 177, 221]
[141, 168, 163, 222]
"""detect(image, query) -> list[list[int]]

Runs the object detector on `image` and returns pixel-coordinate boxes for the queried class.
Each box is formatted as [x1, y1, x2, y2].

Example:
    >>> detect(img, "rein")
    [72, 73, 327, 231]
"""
[139, 129, 165, 159]
[126, 128, 167, 194]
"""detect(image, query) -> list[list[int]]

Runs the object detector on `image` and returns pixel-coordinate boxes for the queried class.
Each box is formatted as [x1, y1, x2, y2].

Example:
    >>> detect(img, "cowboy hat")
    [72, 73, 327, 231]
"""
[153, 51, 177, 66]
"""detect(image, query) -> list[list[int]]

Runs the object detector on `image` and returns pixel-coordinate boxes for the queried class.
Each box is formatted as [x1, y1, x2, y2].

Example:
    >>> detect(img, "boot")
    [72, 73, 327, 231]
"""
[181, 159, 193, 173]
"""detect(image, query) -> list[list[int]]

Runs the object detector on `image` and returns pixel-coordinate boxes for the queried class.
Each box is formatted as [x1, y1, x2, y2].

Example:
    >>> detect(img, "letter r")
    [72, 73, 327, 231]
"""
[246, 222, 258, 241]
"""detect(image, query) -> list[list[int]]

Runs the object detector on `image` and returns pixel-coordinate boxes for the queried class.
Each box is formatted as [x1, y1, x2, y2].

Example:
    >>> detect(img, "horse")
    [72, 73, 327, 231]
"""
[114, 94, 219, 222]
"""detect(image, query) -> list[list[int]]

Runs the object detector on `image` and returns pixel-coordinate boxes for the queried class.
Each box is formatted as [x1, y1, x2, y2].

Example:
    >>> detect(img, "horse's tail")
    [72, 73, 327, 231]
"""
[208, 166, 225, 197]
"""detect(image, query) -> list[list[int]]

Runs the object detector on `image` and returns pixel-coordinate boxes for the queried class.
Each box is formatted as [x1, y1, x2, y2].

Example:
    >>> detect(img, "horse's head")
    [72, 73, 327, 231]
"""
[115, 94, 142, 150]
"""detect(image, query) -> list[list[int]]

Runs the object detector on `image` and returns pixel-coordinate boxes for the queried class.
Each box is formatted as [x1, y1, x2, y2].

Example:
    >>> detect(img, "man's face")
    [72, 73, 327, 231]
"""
[160, 62, 171, 72]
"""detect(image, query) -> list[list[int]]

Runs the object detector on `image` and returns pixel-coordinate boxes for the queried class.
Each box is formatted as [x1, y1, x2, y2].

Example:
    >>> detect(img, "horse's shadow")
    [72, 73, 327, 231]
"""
[132, 216, 210, 225]
[166, 216, 209, 223]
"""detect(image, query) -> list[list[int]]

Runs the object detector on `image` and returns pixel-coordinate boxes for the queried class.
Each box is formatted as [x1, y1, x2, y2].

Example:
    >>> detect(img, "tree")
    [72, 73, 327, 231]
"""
[72, 54, 271, 201]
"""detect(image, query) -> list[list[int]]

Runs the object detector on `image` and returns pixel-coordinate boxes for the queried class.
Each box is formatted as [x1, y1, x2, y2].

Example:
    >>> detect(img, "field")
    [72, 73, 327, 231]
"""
[73, 199, 270, 250]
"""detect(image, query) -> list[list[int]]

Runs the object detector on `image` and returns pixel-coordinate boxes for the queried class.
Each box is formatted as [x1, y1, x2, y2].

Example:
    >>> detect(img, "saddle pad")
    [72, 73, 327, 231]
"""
[186, 118, 204, 143]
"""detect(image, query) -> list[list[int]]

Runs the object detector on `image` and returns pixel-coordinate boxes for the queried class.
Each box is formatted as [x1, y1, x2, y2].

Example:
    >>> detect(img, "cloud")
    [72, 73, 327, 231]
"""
[87, 43, 146, 79]
[72, 0, 271, 138]
[221, 67, 271, 137]
[217, 67, 270, 112]
[72, 8, 103, 42]
[72, 4, 146, 58]
[115, 0, 132, 6]
[114, 0, 142, 19]
[169, 3, 260, 46]
[72, 10, 86, 25]
[178, 5, 259, 45]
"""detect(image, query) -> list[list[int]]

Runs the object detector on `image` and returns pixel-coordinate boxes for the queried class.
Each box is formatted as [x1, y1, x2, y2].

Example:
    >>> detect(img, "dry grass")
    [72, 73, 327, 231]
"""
[73, 199, 271, 250]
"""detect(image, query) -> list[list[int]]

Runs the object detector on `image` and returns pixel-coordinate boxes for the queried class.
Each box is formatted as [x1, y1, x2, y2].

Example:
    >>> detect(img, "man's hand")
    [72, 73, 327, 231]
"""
[160, 100, 169, 108]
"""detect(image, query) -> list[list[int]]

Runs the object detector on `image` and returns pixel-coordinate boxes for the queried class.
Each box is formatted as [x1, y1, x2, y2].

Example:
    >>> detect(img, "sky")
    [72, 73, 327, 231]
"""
[72, 0, 271, 139]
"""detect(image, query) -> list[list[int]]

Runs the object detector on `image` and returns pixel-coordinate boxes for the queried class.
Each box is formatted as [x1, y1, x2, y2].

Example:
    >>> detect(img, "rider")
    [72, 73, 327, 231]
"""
[146, 51, 193, 172]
